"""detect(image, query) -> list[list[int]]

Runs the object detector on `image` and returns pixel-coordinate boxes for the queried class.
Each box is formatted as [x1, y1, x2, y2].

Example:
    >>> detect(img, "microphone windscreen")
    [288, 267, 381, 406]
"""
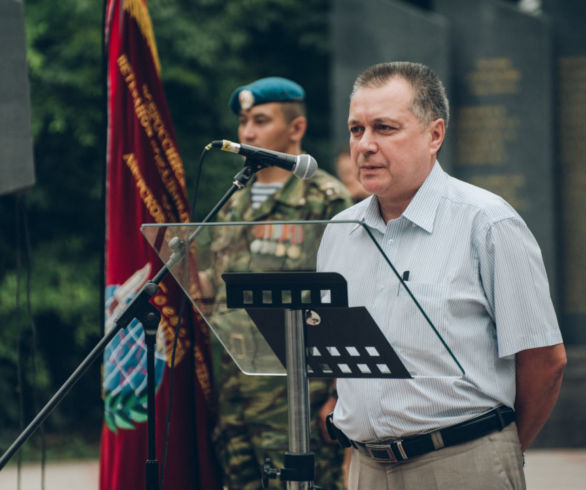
[293, 154, 318, 180]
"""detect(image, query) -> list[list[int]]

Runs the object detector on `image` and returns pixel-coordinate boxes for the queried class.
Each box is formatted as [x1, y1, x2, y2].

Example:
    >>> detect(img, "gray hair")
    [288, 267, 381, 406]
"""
[352, 61, 450, 129]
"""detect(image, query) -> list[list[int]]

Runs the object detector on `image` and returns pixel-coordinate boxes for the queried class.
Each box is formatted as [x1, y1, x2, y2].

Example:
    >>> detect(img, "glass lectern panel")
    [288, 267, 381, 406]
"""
[141, 220, 464, 378]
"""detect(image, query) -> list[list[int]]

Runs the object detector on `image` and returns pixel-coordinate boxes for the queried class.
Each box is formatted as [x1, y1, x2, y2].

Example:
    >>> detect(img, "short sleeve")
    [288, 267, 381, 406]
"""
[478, 216, 563, 358]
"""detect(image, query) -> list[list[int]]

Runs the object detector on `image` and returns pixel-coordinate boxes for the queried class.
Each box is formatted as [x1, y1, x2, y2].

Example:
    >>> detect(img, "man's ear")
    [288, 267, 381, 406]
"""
[288, 116, 307, 144]
[429, 118, 445, 155]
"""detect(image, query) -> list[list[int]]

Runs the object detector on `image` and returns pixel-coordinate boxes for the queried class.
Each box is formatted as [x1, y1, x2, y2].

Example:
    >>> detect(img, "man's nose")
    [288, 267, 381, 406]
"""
[356, 129, 377, 154]
[239, 122, 255, 142]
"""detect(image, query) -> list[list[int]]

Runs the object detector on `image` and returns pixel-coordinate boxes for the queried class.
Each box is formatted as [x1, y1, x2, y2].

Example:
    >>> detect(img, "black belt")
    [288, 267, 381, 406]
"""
[327, 406, 515, 463]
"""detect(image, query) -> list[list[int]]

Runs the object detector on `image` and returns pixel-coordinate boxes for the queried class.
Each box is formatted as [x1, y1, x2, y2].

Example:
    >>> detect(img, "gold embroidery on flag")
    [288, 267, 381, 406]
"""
[123, 0, 162, 74]
[155, 282, 189, 366]
[117, 54, 190, 224]
[123, 153, 166, 223]
[118, 55, 154, 137]
[143, 85, 187, 189]
[194, 344, 213, 404]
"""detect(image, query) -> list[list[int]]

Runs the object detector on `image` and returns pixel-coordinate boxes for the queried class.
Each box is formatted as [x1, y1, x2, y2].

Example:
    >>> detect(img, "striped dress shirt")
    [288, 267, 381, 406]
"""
[317, 162, 562, 442]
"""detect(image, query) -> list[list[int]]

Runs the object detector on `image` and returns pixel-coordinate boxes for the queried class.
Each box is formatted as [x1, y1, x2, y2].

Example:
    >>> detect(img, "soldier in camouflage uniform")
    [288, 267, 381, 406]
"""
[207, 77, 353, 489]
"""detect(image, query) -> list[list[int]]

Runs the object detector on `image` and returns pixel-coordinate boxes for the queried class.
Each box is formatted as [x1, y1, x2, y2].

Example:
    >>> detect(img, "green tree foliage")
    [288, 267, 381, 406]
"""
[0, 0, 105, 455]
[0, 0, 331, 456]
[149, 0, 332, 218]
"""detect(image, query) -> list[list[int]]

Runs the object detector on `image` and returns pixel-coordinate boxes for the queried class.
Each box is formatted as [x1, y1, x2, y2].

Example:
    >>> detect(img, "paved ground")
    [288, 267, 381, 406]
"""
[524, 449, 586, 490]
[0, 459, 98, 489]
[0, 450, 585, 489]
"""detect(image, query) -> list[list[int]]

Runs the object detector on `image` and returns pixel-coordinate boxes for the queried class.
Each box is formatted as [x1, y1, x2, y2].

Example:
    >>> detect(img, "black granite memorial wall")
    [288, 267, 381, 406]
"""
[541, 0, 586, 345]
[530, 0, 586, 449]
[435, 0, 556, 298]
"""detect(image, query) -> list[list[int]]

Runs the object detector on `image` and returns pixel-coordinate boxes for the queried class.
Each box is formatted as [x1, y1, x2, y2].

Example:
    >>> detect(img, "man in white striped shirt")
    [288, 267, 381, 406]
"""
[317, 62, 566, 490]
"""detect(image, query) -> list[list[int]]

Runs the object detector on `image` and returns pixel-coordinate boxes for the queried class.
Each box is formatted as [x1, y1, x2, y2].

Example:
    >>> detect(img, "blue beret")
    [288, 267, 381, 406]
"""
[229, 77, 305, 114]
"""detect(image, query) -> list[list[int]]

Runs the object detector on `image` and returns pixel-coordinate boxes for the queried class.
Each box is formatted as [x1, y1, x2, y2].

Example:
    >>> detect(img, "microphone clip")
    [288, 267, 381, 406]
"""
[233, 161, 260, 188]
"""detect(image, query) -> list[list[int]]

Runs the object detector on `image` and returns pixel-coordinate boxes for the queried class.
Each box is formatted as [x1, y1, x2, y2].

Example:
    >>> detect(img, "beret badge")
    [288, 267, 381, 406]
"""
[238, 89, 255, 111]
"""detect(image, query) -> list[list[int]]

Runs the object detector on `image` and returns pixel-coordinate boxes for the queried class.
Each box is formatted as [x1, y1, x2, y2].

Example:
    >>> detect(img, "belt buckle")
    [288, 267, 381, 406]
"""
[365, 442, 399, 463]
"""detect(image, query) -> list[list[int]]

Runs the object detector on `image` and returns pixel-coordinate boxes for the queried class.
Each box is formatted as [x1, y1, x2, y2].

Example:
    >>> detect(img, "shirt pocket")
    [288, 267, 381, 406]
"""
[391, 282, 460, 377]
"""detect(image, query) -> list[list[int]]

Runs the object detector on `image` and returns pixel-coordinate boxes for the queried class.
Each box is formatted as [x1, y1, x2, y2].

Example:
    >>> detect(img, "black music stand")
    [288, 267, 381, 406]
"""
[222, 271, 411, 489]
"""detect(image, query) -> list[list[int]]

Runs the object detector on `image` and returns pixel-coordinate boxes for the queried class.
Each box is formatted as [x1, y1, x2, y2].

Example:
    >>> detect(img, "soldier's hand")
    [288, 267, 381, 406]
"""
[196, 271, 215, 315]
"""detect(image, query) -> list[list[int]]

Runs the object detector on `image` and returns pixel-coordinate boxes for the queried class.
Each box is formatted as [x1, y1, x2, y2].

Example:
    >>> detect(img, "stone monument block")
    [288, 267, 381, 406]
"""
[436, 0, 556, 297]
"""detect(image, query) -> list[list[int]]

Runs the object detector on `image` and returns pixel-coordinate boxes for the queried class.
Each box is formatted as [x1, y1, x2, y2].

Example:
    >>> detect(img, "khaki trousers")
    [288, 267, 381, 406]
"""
[348, 423, 525, 490]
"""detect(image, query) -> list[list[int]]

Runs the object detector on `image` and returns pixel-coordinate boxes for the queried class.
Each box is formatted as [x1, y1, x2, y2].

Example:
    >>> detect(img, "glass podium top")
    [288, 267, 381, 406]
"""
[141, 220, 464, 378]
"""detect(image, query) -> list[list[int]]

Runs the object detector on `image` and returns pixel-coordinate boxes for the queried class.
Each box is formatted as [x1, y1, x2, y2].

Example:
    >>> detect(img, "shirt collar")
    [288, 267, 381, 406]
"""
[362, 196, 387, 234]
[359, 161, 446, 234]
[402, 161, 446, 233]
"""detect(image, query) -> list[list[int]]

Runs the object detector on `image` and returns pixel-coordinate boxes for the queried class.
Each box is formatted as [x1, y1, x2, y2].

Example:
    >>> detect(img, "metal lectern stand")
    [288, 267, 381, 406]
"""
[222, 271, 411, 490]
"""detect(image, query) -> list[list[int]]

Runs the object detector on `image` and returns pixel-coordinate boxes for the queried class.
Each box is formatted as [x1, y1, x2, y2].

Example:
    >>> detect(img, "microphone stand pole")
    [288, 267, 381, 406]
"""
[0, 163, 258, 490]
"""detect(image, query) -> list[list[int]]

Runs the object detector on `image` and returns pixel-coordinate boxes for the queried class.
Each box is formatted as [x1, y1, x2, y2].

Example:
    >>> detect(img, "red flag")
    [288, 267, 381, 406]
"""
[100, 1, 219, 488]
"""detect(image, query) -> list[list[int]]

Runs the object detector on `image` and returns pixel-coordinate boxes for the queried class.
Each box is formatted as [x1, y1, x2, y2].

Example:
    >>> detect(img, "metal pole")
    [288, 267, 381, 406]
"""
[284, 309, 311, 490]
[144, 311, 160, 490]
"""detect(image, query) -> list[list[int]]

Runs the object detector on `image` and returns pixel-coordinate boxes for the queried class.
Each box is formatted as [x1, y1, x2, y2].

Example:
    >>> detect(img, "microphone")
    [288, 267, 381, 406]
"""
[208, 140, 318, 180]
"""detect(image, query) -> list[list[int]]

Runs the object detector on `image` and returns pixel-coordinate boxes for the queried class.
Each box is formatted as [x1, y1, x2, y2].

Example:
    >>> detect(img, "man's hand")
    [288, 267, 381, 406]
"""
[196, 271, 215, 315]
[318, 395, 338, 443]
[515, 343, 566, 452]
[317, 395, 352, 488]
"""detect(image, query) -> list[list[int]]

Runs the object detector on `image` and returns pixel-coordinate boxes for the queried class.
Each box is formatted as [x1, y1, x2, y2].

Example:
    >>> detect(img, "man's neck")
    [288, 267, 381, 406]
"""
[377, 195, 413, 223]
[256, 166, 292, 184]
[377, 160, 437, 223]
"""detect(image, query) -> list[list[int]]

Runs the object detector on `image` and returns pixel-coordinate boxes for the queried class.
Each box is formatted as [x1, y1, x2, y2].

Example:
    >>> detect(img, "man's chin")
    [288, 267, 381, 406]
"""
[359, 177, 385, 195]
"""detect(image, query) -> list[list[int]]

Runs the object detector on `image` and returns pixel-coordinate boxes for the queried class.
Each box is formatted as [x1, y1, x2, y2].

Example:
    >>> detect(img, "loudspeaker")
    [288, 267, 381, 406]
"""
[0, 0, 35, 195]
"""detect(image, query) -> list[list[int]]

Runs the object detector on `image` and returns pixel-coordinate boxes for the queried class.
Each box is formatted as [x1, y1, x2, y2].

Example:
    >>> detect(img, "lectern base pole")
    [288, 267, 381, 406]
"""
[284, 309, 314, 489]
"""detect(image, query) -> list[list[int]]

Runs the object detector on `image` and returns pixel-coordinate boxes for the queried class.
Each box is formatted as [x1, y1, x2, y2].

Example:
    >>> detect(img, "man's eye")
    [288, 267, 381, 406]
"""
[377, 124, 396, 132]
[349, 126, 363, 135]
